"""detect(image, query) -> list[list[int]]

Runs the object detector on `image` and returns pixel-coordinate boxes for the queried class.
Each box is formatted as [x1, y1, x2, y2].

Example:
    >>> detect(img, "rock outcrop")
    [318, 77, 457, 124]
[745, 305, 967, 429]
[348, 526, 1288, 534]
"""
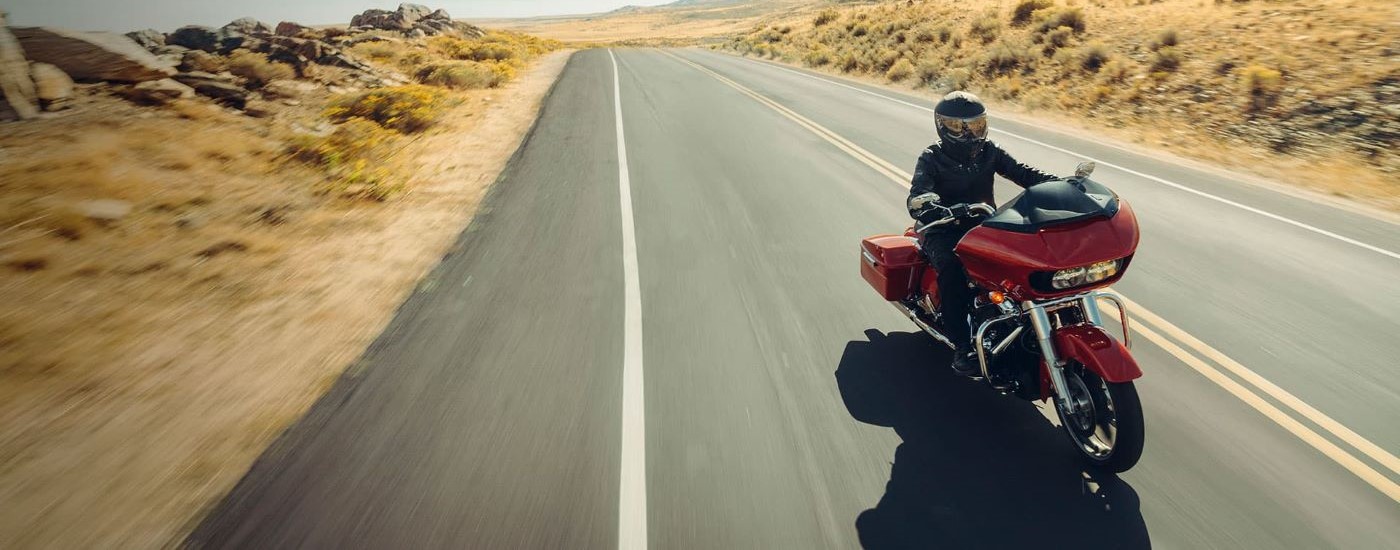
[11, 27, 174, 82]
[0, 10, 40, 120]
[274, 21, 311, 37]
[125, 29, 165, 49]
[222, 17, 272, 36]
[349, 3, 482, 37]
[172, 71, 249, 108]
[166, 26, 253, 54]
[29, 62, 73, 111]
[122, 78, 194, 105]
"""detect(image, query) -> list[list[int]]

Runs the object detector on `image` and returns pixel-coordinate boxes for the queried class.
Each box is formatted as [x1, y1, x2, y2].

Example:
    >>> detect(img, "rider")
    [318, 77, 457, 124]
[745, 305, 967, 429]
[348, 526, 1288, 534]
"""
[910, 91, 1056, 375]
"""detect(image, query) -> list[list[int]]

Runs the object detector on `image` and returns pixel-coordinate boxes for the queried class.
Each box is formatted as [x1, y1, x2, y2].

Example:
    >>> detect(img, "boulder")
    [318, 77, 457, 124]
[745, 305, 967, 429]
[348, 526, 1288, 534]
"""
[222, 17, 271, 36]
[166, 26, 219, 51]
[122, 78, 194, 105]
[275, 21, 310, 37]
[427, 8, 451, 20]
[242, 99, 273, 118]
[398, 3, 432, 22]
[350, 3, 433, 31]
[0, 10, 40, 120]
[172, 71, 249, 108]
[29, 62, 73, 111]
[125, 29, 165, 50]
[12, 27, 175, 82]
[261, 78, 318, 99]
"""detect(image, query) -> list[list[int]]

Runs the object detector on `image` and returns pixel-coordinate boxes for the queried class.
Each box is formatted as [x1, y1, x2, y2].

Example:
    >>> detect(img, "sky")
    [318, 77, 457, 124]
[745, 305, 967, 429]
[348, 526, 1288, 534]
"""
[3, 0, 676, 33]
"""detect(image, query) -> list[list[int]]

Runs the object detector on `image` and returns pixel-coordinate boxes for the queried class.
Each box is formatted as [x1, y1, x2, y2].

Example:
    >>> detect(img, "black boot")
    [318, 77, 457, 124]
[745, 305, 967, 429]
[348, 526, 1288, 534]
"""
[951, 345, 979, 376]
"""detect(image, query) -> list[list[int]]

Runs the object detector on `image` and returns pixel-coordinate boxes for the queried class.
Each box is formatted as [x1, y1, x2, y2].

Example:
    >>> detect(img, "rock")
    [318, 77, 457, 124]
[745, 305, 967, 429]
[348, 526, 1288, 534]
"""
[152, 44, 188, 56]
[242, 99, 273, 117]
[406, 28, 426, 40]
[125, 29, 165, 50]
[222, 17, 271, 36]
[167, 26, 219, 51]
[77, 200, 132, 223]
[399, 3, 432, 22]
[261, 78, 318, 98]
[29, 63, 73, 111]
[0, 10, 41, 120]
[172, 71, 249, 107]
[11, 27, 175, 82]
[178, 50, 225, 73]
[427, 8, 451, 20]
[350, 3, 433, 31]
[122, 78, 194, 105]
[275, 21, 310, 37]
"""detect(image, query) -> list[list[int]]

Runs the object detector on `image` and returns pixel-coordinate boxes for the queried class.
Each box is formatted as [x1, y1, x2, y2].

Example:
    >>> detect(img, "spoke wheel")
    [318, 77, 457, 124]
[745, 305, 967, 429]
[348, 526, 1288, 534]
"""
[1056, 366, 1145, 473]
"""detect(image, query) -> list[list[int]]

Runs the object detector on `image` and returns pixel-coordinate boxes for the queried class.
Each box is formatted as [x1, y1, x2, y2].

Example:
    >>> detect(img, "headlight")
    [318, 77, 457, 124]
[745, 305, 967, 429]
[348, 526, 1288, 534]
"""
[1050, 259, 1120, 289]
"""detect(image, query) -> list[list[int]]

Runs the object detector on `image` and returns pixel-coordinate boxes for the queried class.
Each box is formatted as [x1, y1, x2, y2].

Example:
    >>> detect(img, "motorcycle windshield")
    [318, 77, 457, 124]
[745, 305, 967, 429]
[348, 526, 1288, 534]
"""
[982, 178, 1120, 233]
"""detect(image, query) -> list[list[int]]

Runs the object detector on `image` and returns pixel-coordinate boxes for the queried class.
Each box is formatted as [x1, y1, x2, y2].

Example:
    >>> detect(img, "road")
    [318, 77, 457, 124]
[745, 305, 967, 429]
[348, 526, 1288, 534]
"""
[189, 49, 1400, 548]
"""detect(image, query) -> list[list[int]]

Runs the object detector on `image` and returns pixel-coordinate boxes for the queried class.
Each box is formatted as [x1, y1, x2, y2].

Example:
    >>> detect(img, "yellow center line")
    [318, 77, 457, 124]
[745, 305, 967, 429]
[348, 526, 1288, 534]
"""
[657, 48, 1400, 502]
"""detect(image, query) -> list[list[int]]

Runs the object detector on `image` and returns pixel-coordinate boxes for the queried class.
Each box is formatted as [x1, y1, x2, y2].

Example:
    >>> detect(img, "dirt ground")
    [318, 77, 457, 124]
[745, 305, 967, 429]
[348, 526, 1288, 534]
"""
[0, 49, 574, 549]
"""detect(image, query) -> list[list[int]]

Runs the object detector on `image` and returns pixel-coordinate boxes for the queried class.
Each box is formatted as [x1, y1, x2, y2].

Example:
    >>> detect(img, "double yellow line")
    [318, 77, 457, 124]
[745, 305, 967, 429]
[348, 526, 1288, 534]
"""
[657, 49, 1400, 502]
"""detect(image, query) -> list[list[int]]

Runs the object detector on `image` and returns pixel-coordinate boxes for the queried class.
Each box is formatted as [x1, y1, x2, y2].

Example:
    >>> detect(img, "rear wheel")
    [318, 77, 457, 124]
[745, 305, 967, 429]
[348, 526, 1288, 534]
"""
[1055, 366, 1145, 473]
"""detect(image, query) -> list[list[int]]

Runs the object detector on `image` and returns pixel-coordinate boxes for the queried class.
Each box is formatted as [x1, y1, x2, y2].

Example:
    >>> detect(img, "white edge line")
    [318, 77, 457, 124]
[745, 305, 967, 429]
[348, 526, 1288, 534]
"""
[719, 53, 1400, 261]
[611, 49, 648, 550]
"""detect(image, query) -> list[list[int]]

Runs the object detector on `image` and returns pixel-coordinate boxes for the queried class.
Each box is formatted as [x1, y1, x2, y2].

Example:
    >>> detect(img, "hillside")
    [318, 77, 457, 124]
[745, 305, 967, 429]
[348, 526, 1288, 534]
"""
[719, 0, 1398, 211]
[478, 0, 831, 43]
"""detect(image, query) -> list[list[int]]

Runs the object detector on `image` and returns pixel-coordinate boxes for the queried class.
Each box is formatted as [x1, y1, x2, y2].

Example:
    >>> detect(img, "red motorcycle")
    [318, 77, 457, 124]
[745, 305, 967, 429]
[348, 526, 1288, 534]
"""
[859, 163, 1145, 471]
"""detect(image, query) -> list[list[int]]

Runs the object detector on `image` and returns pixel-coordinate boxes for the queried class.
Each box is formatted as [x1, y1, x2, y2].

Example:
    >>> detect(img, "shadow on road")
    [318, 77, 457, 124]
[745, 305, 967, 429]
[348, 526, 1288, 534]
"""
[837, 329, 1150, 549]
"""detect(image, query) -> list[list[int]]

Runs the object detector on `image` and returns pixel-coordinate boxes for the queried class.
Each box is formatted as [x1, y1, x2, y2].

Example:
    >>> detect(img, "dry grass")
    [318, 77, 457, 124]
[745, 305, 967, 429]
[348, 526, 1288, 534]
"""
[226, 51, 297, 88]
[717, 0, 1400, 211]
[0, 46, 576, 548]
[325, 85, 453, 133]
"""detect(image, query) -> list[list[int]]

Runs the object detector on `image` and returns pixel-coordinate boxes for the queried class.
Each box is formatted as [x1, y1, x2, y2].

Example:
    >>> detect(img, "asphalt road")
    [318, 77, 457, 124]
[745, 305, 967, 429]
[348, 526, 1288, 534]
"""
[189, 49, 1400, 549]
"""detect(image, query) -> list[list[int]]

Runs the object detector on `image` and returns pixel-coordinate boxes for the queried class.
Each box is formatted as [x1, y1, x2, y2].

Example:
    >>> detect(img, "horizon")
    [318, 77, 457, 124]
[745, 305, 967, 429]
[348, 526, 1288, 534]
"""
[1, 0, 678, 33]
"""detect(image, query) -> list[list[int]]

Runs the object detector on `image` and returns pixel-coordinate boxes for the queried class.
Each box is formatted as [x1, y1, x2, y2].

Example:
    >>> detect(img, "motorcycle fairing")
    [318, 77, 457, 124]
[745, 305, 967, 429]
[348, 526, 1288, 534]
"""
[1052, 324, 1142, 383]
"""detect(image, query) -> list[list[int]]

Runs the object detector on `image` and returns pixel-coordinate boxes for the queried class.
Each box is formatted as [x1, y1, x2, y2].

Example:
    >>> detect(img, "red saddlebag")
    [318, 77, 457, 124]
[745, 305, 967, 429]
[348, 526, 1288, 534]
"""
[860, 235, 923, 301]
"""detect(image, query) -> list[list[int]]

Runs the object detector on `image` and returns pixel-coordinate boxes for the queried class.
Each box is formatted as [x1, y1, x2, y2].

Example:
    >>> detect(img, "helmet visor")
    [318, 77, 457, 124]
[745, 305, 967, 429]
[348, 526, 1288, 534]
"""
[937, 114, 988, 140]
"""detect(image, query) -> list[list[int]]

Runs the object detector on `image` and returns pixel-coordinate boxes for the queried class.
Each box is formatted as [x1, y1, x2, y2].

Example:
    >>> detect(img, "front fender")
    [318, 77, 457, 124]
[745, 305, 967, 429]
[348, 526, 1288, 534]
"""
[1054, 324, 1142, 383]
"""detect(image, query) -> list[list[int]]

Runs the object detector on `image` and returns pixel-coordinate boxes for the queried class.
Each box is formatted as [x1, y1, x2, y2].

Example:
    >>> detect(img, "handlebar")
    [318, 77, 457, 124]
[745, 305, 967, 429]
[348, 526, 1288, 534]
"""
[913, 202, 995, 233]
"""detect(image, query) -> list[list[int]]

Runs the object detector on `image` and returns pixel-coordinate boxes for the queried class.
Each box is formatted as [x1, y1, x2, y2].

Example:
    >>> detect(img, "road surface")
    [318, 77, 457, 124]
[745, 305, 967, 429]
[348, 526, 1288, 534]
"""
[189, 49, 1400, 549]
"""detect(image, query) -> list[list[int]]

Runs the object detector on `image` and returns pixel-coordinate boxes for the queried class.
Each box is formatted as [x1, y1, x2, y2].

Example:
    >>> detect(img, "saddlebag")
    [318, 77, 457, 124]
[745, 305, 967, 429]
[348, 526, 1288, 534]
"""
[860, 235, 923, 301]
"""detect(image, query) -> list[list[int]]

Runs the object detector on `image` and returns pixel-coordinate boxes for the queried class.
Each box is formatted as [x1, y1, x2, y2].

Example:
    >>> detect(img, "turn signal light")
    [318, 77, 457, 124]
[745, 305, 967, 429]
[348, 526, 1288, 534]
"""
[988, 291, 1006, 304]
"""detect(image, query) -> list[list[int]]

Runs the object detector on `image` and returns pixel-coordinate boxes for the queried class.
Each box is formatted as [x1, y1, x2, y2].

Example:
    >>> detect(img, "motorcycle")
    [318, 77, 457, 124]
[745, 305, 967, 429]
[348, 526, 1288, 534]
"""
[859, 162, 1145, 472]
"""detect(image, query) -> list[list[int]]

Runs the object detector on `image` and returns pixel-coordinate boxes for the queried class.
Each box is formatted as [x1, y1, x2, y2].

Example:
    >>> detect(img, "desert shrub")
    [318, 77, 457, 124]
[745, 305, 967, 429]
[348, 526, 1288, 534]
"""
[322, 27, 349, 39]
[415, 61, 504, 89]
[1044, 26, 1075, 50]
[1012, 0, 1054, 25]
[813, 8, 840, 26]
[944, 67, 972, 90]
[803, 47, 834, 66]
[875, 49, 901, 71]
[1150, 29, 1179, 51]
[288, 117, 403, 200]
[1150, 46, 1182, 72]
[912, 26, 937, 43]
[983, 43, 1029, 74]
[838, 52, 860, 72]
[938, 26, 954, 43]
[917, 59, 941, 84]
[970, 16, 1002, 43]
[226, 51, 294, 88]
[886, 58, 916, 81]
[1078, 41, 1110, 71]
[325, 85, 451, 133]
[431, 37, 522, 64]
[1098, 58, 1131, 82]
[1241, 65, 1283, 111]
[1034, 8, 1086, 34]
[180, 51, 226, 73]
[852, 24, 870, 37]
[353, 42, 404, 62]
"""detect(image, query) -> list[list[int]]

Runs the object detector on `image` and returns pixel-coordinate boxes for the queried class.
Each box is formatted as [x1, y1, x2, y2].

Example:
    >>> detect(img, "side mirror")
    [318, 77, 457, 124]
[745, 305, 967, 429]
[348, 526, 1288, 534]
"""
[908, 192, 941, 210]
[1074, 161, 1096, 178]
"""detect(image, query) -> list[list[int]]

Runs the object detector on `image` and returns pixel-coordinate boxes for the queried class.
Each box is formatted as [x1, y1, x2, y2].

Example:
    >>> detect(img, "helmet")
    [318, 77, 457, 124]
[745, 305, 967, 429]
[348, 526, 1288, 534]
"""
[934, 91, 988, 160]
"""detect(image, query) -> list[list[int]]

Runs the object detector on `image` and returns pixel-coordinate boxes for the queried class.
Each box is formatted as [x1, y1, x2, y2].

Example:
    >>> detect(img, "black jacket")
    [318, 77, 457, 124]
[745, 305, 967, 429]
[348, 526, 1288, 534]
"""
[908, 141, 1056, 221]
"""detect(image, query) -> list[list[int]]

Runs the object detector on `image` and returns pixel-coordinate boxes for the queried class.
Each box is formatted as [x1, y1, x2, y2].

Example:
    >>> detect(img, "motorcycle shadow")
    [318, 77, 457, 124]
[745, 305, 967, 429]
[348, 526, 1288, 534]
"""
[837, 329, 1151, 550]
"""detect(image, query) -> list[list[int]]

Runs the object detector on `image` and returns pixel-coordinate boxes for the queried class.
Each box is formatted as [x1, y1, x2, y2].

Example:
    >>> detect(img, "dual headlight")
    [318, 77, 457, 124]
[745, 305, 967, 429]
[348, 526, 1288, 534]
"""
[1050, 259, 1122, 290]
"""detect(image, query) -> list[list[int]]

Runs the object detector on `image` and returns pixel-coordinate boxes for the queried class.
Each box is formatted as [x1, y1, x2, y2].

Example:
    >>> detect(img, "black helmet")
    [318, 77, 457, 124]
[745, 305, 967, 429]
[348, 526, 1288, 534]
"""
[934, 91, 988, 160]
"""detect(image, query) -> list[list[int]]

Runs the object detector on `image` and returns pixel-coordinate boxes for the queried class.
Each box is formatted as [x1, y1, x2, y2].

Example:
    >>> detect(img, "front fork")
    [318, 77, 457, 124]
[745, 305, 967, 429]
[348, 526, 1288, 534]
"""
[1022, 292, 1131, 416]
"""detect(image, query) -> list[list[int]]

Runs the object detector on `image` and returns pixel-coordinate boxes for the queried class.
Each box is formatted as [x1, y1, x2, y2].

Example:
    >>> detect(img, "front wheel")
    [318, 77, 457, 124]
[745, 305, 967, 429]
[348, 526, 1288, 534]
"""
[1055, 367, 1145, 473]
